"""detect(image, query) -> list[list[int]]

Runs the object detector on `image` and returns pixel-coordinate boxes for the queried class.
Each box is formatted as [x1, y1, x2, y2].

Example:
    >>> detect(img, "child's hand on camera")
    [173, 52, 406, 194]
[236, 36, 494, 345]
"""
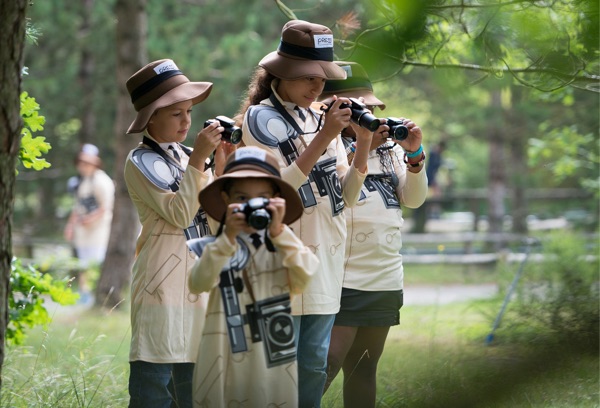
[267, 197, 286, 238]
[224, 203, 247, 245]
[189, 122, 222, 170]
[319, 96, 352, 142]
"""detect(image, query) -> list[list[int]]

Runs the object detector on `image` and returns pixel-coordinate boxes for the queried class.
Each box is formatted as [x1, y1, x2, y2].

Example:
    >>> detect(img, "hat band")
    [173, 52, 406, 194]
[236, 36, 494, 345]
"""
[223, 157, 281, 177]
[130, 70, 183, 104]
[324, 77, 373, 93]
[278, 40, 334, 62]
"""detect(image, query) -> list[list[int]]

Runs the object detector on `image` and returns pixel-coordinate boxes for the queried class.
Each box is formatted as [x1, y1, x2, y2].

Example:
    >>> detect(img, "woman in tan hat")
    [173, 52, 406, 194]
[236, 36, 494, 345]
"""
[123, 59, 226, 408]
[236, 20, 374, 407]
[319, 61, 428, 408]
[63, 143, 115, 304]
[187, 146, 319, 407]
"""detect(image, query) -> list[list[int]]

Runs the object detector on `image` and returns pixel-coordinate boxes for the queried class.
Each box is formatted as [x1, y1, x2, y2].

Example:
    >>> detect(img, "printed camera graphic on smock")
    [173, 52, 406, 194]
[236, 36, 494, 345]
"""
[218, 253, 296, 368]
[246, 294, 296, 368]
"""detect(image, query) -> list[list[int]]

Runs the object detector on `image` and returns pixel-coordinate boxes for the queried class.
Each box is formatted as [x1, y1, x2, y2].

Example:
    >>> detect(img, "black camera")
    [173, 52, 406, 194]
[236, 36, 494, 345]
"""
[323, 98, 381, 132]
[204, 115, 242, 145]
[233, 197, 271, 230]
[79, 195, 99, 214]
[386, 117, 409, 141]
[246, 294, 296, 368]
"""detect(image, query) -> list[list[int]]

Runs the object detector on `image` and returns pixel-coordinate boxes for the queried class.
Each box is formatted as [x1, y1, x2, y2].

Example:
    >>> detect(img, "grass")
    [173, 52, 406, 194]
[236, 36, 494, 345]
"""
[2, 306, 131, 407]
[2, 262, 598, 407]
[322, 299, 599, 407]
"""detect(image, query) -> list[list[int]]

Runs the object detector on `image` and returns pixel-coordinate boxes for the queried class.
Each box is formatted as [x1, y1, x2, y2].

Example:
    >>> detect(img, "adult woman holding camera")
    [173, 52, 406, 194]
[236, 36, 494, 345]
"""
[319, 61, 428, 408]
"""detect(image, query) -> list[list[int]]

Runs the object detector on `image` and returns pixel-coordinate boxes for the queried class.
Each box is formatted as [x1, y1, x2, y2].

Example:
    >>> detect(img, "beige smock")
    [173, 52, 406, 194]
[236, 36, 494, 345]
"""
[343, 142, 428, 290]
[242, 88, 366, 315]
[124, 136, 211, 363]
[188, 226, 319, 408]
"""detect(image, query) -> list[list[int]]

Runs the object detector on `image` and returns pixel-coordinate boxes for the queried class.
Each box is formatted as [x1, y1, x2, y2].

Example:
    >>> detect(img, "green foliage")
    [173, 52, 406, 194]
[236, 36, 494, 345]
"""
[8, 258, 78, 346]
[510, 231, 599, 349]
[19, 91, 51, 171]
[528, 122, 599, 196]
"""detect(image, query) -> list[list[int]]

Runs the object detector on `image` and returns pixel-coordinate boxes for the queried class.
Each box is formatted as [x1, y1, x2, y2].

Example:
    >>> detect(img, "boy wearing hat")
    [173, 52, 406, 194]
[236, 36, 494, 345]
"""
[236, 20, 373, 407]
[319, 61, 428, 407]
[188, 147, 319, 407]
[124, 59, 224, 408]
[64, 143, 115, 304]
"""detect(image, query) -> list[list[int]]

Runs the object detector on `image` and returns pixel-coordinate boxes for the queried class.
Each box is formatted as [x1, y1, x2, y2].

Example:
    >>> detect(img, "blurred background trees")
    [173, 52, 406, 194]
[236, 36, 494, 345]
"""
[13, 0, 599, 307]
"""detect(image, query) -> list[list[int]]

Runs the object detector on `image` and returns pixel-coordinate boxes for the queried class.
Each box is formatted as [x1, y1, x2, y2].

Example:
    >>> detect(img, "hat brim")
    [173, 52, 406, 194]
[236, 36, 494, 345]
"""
[127, 82, 213, 134]
[320, 89, 386, 110]
[259, 51, 347, 80]
[199, 170, 304, 226]
[77, 152, 102, 167]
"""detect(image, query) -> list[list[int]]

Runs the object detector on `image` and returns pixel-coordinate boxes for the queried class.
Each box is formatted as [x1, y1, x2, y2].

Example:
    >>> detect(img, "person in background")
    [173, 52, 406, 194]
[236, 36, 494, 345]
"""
[63, 143, 115, 304]
[188, 147, 319, 407]
[425, 140, 447, 219]
[319, 61, 428, 408]
[237, 20, 373, 408]
[124, 58, 224, 408]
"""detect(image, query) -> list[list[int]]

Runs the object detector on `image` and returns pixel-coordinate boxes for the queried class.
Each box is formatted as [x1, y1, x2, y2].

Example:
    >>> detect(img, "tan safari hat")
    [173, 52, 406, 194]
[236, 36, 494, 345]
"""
[259, 20, 347, 81]
[126, 59, 213, 134]
[199, 147, 303, 225]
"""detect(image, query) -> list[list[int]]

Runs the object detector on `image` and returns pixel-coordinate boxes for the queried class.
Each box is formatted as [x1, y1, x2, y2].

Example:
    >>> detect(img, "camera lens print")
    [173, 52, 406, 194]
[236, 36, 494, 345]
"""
[219, 244, 297, 368]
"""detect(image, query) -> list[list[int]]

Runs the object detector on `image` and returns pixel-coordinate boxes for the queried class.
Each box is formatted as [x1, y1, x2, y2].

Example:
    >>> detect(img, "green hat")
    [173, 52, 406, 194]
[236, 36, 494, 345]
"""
[320, 61, 386, 110]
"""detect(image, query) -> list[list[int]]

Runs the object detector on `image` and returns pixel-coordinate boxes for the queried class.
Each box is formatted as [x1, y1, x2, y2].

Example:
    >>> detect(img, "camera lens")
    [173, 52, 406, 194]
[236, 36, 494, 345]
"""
[391, 124, 408, 141]
[356, 111, 381, 132]
[228, 127, 243, 145]
[387, 118, 409, 141]
[248, 209, 271, 230]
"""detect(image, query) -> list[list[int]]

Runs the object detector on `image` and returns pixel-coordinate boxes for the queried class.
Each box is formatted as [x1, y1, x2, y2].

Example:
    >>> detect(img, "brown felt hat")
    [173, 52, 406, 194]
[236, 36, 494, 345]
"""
[199, 147, 304, 225]
[126, 59, 213, 134]
[259, 20, 347, 80]
[319, 61, 386, 110]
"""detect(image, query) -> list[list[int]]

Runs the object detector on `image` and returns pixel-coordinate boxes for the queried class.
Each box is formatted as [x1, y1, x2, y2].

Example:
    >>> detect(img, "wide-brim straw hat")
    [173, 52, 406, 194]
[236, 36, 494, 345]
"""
[126, 59, 213, 134]
[319, 61, 386, 110]
[259, 20, 347, 81]
[199, 147, 304, 225]
[76, 143, 102, 167]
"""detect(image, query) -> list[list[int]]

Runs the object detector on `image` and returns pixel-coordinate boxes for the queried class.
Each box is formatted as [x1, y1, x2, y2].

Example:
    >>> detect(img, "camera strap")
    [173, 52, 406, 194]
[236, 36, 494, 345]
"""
[142, 136, 186, 173]
[268, 94, 323, 136]
[143, 136, 213, 172]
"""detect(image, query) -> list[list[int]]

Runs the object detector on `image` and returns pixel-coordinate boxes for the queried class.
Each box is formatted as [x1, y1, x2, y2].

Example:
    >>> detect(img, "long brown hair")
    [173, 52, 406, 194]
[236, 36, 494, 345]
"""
[236, 67, 276, 119]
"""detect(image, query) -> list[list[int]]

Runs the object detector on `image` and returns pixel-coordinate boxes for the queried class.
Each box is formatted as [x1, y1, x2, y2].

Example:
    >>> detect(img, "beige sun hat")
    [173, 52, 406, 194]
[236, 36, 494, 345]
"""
[76, 143, 102, 167]
[125, 59, 213, 134]
[259, 20, 347, 81]
[319, 61, 386, 110]
[199, 147, 304, 225]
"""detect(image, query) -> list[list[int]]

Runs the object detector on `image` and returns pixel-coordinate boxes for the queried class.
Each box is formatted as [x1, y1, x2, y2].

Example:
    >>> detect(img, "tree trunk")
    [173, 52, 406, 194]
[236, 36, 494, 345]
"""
[487, 90, 506, 251]
[95, 0, 147, 309]
[507, 87, 529, 234]
[78, 0, 96, 144]
[0, 0, 28, 387]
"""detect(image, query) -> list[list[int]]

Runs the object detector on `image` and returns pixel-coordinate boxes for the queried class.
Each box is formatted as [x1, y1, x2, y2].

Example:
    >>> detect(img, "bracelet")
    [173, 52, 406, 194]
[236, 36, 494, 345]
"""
[406, 145, 423, 158]
[404, 151, 426, 167]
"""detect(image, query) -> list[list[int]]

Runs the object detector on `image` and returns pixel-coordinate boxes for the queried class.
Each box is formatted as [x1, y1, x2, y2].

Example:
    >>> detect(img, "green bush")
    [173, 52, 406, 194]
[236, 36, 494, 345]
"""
[9, 258, 78, 345]
[510, 231, 599, 349]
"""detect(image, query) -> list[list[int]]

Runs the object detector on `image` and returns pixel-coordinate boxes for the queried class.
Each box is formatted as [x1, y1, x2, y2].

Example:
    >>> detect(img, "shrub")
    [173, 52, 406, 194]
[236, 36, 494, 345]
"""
[510, 231, 599, 349]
